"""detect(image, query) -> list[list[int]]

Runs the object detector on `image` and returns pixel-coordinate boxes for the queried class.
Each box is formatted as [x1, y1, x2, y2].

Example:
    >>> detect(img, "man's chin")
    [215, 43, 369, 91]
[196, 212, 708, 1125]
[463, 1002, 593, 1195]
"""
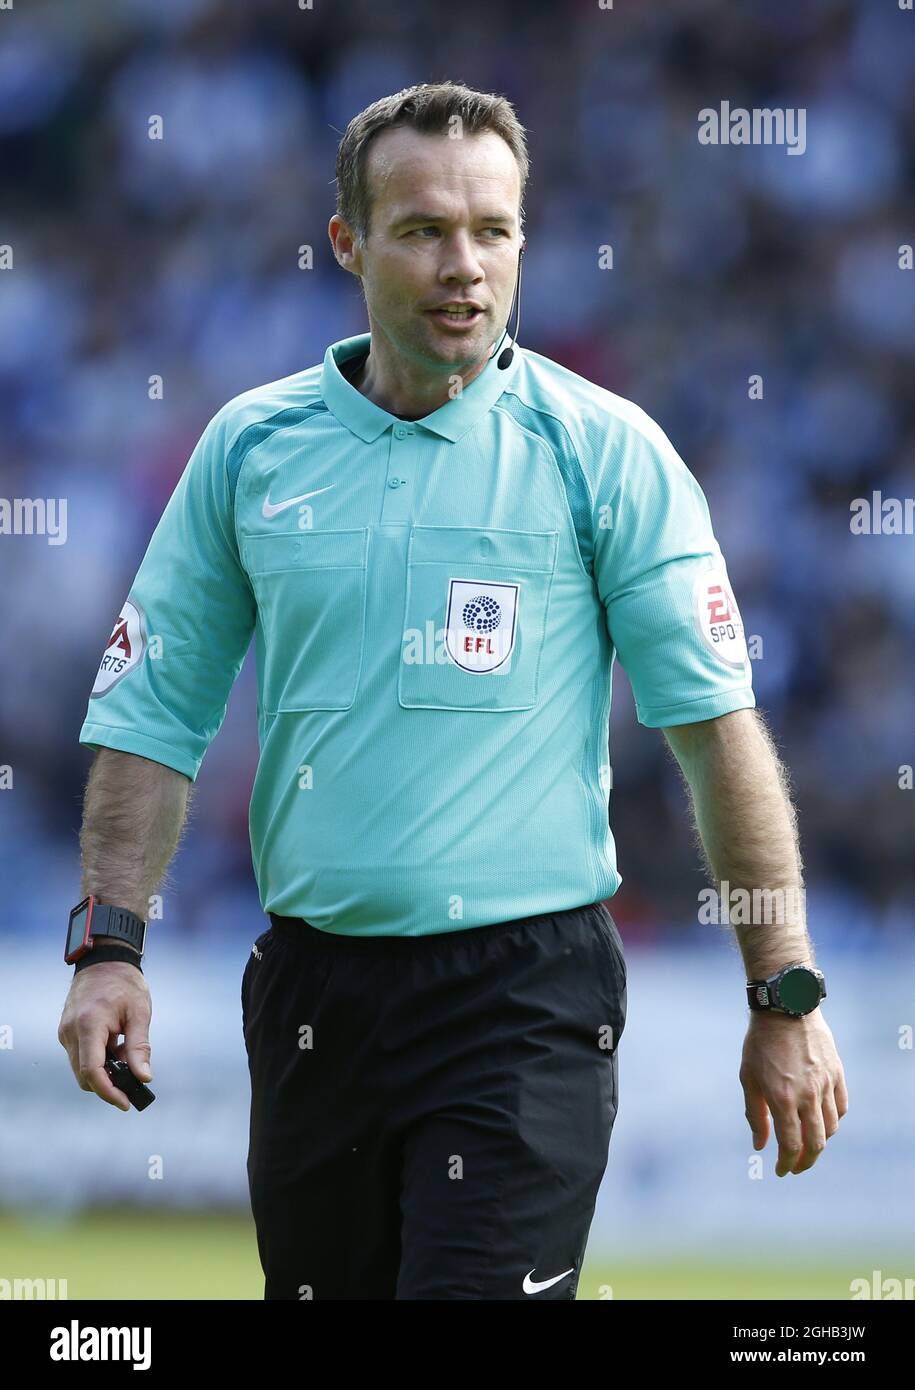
[419, 321, 496, 366]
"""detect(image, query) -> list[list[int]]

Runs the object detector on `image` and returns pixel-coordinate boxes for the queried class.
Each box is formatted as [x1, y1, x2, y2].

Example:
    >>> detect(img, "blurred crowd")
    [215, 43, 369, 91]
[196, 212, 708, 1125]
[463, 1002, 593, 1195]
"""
[0, 0, 912, 950]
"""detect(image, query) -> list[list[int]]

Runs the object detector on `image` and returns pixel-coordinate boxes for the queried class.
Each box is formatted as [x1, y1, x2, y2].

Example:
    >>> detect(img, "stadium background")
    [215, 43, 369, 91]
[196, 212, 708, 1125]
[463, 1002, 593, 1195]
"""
[1, 0, 913, 1299]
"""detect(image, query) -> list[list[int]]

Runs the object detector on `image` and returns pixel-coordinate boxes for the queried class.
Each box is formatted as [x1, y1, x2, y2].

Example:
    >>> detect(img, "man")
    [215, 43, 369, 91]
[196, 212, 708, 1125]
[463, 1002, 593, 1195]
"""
[59, 81, 847, 1300]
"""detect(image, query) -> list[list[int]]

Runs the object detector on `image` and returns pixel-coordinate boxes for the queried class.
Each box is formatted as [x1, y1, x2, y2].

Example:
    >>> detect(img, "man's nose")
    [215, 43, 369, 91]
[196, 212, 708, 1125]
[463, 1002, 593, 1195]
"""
[439, 234, 485, 282]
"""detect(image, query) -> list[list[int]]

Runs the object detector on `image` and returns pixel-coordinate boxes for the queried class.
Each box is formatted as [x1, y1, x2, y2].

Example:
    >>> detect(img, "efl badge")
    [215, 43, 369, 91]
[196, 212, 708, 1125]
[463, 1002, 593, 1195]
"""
[90, 598, 147, 697]
[445, 579, 519, 673]
[693, 564, 749, 669]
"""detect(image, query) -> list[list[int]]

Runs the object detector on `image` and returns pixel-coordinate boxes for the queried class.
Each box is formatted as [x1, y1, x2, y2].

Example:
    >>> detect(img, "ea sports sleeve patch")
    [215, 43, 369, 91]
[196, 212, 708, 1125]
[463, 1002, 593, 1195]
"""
[89, 598, 148, 698]
[692, 562, 750, 670]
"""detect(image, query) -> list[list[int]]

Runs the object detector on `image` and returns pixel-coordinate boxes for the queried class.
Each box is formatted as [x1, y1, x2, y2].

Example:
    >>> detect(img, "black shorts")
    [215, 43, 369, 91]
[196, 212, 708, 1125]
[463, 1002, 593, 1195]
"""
[242, 899, 627, 1301]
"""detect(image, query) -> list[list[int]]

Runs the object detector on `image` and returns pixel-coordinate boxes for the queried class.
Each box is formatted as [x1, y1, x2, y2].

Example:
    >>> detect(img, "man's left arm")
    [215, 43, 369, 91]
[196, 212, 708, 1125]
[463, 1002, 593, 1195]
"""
[662, 707, 849, 1177]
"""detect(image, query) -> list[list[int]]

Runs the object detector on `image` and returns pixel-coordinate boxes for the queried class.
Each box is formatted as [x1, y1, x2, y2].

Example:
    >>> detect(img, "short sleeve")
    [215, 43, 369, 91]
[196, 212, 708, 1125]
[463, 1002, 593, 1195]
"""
[593, 412, 755, 728]
[78, 404, 256, 780]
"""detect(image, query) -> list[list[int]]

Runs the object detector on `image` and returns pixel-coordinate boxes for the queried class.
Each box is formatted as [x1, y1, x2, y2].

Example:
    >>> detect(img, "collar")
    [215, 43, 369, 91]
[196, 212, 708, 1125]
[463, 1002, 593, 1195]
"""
[320, 331, 522, 443]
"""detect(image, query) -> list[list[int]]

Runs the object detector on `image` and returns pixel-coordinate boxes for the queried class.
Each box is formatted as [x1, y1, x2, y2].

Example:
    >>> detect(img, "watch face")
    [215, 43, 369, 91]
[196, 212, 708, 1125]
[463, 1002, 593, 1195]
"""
[66, 898, 92, 962]
[777, 966, 821, 1015]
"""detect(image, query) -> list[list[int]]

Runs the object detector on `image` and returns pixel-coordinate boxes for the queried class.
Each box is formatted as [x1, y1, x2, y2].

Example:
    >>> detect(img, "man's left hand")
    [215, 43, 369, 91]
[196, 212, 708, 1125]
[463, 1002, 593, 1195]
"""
[739, 1010, 848, 1176]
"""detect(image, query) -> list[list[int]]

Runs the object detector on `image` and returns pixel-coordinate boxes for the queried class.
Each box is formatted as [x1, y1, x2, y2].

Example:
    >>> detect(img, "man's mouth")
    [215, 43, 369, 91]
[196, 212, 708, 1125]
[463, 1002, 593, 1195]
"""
[427, 305, 484, 329]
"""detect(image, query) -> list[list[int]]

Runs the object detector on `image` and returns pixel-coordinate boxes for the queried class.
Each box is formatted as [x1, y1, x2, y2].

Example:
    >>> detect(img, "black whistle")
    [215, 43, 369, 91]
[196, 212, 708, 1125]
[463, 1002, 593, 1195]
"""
[105, 1049, 156, 1111]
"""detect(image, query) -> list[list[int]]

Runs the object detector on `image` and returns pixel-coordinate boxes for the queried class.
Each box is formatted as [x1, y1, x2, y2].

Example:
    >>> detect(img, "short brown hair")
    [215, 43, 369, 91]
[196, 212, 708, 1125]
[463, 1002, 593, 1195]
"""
[335, 80, 529, 246]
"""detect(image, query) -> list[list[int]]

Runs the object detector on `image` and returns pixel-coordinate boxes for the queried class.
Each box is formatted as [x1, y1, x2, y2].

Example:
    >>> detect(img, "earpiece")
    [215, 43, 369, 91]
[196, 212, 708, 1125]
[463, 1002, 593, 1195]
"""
[496, 241, 525, 370]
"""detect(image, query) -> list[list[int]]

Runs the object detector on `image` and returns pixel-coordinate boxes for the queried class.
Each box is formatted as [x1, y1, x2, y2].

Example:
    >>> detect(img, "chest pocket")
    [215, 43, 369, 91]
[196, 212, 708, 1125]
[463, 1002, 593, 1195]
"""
[399, 526, 559, 711]
[244, 530, 368, 713]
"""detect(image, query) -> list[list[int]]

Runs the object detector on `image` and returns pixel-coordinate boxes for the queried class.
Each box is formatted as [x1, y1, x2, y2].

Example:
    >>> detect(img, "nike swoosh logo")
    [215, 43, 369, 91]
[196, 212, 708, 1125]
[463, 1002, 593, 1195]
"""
[522, 1267, 575, 1295]
[262, 485, 335, 519]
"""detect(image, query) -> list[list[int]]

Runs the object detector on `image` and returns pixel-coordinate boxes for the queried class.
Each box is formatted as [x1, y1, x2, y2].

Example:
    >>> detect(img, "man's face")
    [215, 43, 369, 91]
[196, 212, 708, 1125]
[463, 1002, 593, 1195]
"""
[349, 126, 522, 371]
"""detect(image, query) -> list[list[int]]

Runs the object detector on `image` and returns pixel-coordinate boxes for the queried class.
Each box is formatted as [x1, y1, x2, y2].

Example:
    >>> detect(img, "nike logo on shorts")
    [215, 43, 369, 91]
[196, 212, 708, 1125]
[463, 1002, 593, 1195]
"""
[522, 1267, 574, 1294]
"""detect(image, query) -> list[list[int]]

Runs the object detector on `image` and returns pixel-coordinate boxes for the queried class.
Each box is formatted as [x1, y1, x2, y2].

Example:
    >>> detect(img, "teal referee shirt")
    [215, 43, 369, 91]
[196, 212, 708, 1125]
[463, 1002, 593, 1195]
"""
[79, 331, 755, 936]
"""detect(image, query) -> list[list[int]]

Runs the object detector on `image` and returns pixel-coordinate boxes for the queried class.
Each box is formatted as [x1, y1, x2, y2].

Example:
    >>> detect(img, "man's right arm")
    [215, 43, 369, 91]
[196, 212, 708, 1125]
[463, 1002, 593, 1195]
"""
[58, 748, 191, 1110]
[66, 401, 256, 1109]
[79, 746, 192, 925]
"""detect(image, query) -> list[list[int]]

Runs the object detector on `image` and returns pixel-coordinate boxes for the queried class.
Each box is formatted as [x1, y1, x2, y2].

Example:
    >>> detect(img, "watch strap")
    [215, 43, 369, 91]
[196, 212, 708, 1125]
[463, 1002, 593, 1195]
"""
[90, 903, 147, 955]
[74, 944, 143, 974]
[747, 981, 771, 1011]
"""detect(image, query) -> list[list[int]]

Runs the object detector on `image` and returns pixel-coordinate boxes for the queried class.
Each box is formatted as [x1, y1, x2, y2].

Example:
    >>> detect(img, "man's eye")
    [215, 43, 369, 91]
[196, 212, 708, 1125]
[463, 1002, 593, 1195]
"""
[408, 227, 508, 238]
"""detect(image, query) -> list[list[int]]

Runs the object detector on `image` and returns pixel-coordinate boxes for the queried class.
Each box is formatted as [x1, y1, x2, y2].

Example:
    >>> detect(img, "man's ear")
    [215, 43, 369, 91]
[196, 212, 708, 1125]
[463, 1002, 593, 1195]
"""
[329, 216, 363, 273]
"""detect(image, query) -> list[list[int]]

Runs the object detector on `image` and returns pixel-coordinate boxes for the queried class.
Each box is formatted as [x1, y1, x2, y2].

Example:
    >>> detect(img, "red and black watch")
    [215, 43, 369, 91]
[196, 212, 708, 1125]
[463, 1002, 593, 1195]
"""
[65, 894, 147, 968]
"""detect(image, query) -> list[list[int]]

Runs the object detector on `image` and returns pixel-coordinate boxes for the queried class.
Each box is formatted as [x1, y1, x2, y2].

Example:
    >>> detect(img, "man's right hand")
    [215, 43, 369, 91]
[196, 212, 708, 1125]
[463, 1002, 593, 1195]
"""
[58, 962, 153, 1112]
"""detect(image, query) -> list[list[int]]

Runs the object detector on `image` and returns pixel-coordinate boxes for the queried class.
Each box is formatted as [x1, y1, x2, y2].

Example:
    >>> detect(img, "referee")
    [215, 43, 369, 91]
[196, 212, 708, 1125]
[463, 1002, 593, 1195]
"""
[59, 81, 847, 1300]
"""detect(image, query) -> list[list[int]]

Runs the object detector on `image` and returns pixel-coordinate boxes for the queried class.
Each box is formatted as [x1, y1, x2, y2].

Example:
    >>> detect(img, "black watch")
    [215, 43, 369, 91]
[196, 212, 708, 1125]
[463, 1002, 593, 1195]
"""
[747, 961, 826, 1018]
[65, 894, 147, 967]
